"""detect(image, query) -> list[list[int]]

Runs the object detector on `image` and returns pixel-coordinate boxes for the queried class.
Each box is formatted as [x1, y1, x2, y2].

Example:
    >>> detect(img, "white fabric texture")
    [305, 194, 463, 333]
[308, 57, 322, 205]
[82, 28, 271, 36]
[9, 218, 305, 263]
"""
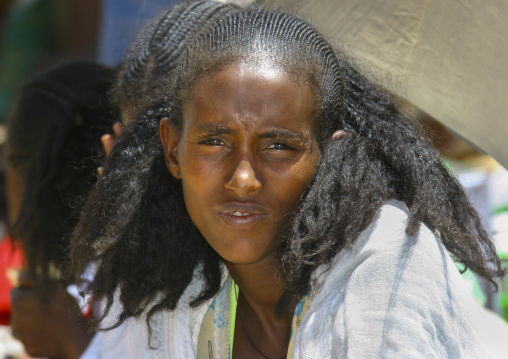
[81, 201, 508, 358]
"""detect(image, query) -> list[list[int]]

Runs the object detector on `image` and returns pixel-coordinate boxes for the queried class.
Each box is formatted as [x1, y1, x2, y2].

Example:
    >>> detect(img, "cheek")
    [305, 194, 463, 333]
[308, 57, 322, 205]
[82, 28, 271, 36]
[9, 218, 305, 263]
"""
[178, 141, 225, 176]
[272, 154, 319, 212]
[180, 176, 211, 236]
[178, 148, 221, 221]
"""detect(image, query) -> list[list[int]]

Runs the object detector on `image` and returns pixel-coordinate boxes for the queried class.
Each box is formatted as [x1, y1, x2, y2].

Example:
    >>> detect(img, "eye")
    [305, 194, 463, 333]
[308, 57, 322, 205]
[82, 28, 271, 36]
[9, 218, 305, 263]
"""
[267, 142, 295, 150]
[200, 138, 226, 147]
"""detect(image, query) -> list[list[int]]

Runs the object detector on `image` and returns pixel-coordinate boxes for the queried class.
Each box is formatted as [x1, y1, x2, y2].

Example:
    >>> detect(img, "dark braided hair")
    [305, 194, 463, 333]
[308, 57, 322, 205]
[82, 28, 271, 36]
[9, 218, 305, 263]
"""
[70, 6, 504, 332]
[6, 61, 119, 286]
[112, 0, 240, 125]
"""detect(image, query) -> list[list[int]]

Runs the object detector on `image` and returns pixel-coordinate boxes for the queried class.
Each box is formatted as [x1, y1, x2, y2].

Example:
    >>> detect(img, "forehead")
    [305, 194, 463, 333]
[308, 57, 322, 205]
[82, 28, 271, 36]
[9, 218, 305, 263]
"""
[183, 62, 317, 131]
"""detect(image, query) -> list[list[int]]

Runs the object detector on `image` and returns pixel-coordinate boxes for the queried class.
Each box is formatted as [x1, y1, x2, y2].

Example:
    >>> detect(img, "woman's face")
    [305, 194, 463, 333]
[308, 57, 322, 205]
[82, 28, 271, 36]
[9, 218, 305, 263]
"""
[161, 61, 320, 265]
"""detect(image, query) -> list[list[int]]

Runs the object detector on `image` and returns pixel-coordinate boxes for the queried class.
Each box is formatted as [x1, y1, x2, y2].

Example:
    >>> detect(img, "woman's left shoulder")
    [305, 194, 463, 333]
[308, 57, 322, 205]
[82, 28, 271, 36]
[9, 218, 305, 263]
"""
[311, 200, 455, 295]
[295, 201, 503, 358]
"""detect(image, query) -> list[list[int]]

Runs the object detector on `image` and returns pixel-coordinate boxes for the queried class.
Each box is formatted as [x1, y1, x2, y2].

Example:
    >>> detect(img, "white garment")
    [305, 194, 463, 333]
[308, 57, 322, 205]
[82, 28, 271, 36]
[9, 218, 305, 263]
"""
[81, 201, 508, 358]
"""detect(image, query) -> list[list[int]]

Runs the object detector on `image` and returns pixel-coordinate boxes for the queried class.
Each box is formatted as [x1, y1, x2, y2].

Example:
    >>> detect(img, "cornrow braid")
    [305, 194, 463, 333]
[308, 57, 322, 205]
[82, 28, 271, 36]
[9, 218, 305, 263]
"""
[112, 0, 241, 126]
[70, 6, 504, 333]
[171, 7, 342, 140]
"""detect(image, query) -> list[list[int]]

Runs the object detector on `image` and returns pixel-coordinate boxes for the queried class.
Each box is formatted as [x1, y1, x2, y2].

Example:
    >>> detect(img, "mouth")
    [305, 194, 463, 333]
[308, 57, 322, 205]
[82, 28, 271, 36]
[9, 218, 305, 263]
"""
[217, 204, 270, 227]
[229, 211, 254, 217]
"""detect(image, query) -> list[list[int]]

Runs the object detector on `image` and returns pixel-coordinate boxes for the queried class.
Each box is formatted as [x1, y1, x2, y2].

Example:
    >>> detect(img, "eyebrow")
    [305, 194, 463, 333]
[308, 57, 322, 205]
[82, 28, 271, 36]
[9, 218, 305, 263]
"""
[194, 123, 235, 135]
[259, 129, 306, 142]
[193, 124, 306, 142]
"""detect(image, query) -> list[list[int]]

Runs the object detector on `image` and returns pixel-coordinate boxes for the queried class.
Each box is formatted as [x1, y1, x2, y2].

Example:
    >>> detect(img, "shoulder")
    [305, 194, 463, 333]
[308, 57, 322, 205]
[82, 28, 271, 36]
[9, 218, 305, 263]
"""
[295, 201, 493, 358]
[311, 200, 449, 297]
[85, 265, 226, 358]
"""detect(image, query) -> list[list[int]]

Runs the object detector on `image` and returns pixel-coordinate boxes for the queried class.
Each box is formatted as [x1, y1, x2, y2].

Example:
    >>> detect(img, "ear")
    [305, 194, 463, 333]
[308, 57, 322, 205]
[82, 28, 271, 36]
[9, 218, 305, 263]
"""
[331, 130, 348, 141]
[160, 118, 182, 179]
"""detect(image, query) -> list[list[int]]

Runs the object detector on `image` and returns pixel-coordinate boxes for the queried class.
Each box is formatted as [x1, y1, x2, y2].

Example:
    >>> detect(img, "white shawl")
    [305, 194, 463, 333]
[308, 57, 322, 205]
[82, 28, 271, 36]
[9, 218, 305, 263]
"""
[82, 202, 508, 358]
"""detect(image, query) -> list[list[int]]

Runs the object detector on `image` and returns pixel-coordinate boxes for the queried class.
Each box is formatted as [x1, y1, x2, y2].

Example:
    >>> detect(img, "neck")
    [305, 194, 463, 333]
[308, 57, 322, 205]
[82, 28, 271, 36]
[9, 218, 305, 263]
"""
[225, 252, 284, 309]
[225, 253, 293, 342]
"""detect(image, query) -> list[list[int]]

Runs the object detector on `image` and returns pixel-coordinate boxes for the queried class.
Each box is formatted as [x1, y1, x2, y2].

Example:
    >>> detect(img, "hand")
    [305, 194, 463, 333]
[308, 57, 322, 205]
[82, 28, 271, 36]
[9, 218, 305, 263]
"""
[98, 122, 124, 177]
[10, 272, 94, 359]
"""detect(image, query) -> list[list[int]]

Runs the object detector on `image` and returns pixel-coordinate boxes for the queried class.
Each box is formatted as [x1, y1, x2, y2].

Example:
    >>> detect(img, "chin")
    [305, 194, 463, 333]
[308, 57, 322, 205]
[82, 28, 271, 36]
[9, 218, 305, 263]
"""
[219, 247, 278, 266]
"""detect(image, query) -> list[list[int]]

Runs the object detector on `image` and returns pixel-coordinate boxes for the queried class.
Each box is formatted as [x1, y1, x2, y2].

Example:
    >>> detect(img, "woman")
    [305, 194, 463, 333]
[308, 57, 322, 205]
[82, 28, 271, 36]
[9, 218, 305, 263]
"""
[6, 61, 119, 358]
[73, 5, 507, 358]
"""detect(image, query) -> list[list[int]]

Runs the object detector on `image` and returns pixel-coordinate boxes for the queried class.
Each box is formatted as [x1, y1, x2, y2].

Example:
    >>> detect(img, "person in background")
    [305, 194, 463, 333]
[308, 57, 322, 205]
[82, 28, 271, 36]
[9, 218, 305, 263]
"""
[6, 61, 118, 359]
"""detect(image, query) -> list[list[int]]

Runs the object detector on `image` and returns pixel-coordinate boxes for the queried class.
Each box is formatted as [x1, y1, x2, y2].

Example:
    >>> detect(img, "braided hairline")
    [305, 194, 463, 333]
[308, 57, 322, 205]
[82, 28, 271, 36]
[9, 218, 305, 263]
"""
[112, 1, 241, 125]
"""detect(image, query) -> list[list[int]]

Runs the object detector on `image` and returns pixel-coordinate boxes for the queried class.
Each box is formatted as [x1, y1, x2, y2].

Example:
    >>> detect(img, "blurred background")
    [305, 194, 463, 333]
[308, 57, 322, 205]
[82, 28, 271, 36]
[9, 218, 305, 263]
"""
[0, 0, 507, 356]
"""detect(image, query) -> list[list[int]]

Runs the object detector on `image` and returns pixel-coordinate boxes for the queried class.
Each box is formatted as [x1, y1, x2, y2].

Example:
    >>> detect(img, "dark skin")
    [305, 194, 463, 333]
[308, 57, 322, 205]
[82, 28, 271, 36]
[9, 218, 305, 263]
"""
[98, 122, 124, 176]
[161, 62, 324, 358]
[6, 163, 94, 359]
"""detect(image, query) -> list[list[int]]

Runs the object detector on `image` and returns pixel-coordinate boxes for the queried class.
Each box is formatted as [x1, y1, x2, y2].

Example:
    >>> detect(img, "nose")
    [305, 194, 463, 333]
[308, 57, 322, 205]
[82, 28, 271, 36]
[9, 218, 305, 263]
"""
[224, 158, 262, 197]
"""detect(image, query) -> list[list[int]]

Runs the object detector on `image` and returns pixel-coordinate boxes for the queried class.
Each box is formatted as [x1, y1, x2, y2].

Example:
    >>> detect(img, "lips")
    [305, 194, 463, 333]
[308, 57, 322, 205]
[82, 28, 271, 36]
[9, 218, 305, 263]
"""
[230, 211, 252, 217]
[216, 203, 270, 227]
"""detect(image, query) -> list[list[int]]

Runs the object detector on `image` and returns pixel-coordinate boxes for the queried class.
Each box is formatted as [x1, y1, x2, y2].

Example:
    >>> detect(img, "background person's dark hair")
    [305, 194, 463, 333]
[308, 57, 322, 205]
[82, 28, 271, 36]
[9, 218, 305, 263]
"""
[6, 61, 119, 286]
[70, 6, 505, 333]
